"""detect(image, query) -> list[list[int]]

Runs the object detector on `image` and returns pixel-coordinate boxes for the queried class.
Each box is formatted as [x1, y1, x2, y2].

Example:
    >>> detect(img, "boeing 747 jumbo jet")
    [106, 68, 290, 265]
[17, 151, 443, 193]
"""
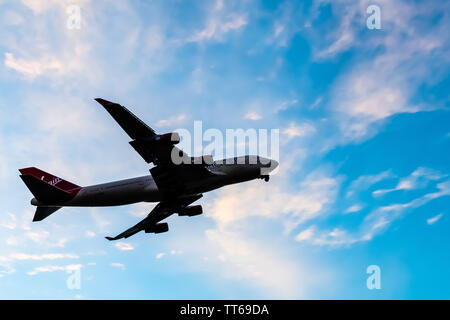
[19, 99, 278, 241]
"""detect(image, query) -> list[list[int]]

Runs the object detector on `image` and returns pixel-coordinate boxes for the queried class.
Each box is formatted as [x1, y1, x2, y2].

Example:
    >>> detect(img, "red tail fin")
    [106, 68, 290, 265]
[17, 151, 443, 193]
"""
[19, 167, 81, 193]
[19, 167, 81, 204]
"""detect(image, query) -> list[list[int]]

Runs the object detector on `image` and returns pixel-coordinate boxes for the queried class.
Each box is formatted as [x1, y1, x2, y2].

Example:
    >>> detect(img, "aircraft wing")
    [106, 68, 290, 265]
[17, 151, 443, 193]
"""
[96, 98, 215, 198]
[95, 98, 190, 165]
[95, 98, 156, 140]
[105, 194, 203, 241]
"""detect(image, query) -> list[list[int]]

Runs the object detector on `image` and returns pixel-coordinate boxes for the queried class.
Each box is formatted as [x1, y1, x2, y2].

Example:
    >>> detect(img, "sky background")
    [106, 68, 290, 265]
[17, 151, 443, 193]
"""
[0, 0, 449, 299]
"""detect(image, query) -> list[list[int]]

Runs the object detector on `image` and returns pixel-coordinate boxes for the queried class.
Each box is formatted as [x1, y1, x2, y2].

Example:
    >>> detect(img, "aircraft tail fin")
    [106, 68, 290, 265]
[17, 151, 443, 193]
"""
[33, 206, 62, 222]
[19, 167, 81, 204]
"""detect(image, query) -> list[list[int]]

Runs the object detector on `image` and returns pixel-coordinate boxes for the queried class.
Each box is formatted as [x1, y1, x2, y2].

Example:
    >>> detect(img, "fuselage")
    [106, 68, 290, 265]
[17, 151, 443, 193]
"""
[31, 156, 278, 208]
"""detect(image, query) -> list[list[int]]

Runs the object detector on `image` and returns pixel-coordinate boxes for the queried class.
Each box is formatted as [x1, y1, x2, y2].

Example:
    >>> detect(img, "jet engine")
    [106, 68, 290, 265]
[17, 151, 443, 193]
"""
[145, 222, 169, 234]
[178, 205, 203, 217]
[156, 132, 180, 144]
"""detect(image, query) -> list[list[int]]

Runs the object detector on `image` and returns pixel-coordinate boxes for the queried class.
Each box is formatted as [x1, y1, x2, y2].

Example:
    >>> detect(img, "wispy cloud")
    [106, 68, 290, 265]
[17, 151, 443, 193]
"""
[27, 264, 82, 276]
[0, 213, 17, 230]
[156, 115, 186, 128]
[346, 170, 394, 198]
[373, 168, 446, 197]
[10, 253, 78, 261]
[4, 53, 64, 79]
[427, 213, 443, 225]
[115, 242, 134, 251]
[282, 123, 316, 140]
[244, 112, 262, 121]
[345, 204, 363, 214]
[155, 253, 165, 259]
[274, 99, 298, 113]
[187, 14, 248, 43]
[297, 179, 450, 247]
[111, 262, 126, 270]
[85, 231, 96, 238]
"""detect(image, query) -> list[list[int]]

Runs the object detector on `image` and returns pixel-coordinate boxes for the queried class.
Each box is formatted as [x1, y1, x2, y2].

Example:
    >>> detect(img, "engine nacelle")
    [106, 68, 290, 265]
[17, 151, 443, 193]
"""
[178, 205, 203, 217]
[157, 132, 180, 144]
[145, 222, 169, 234]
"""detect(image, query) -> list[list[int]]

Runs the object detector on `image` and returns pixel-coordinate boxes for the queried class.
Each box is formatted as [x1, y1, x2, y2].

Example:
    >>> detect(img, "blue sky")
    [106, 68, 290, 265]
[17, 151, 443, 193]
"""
[0, 0, 449, 299]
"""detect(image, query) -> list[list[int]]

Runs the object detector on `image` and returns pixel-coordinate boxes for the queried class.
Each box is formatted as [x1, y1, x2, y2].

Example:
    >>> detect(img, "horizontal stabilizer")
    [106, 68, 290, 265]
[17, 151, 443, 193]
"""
[33, 206, 62, 222]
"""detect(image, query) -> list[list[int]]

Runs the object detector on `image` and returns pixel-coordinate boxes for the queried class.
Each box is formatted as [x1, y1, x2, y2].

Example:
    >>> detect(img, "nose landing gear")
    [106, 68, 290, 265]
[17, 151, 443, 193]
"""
[259, 175, 270, 182]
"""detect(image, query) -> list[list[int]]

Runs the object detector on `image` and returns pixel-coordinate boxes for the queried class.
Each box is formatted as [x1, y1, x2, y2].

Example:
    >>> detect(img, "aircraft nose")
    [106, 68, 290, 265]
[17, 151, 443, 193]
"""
[258, 157, 279, 173]
[270, 159, 279, 170]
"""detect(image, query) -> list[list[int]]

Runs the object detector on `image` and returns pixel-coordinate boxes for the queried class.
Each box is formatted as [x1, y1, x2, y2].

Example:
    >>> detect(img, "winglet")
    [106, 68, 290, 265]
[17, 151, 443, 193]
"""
[105, 236, 116, 241]
[94, 98, 156, 140]
[95, 98, 115, 107]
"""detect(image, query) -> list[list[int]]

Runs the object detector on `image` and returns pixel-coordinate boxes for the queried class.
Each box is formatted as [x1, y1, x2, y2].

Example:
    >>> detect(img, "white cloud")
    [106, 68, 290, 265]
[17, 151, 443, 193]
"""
[111, 262, 125, 270]
[0, 263, 15, 277]
[20, 0, 90, 14]
[114, 242, 134, 251]
[221, 14, 247, 32]
[309, 97, 322, 109]
[85, 231, 96, 238]
[295, 227, 315, 242]
[373, 168, 446, 197]
[27, 263, 82, 276]
[319, 0, 450, 142]
[274, 99, 298, 113]
[205, 229, 308, 298]
[282, 123, 316, 139]
[0, 213, 17, 230]
[334, 71, 418, 141]
[26, 230, 50, 243]
[156, 115, 186, 128]
[346, 170, 394, 198]
[155, 250, 181, 259]
[0, 252, 79, 265]
[316, 16, 354, 59]
[427, 213, 443, 225]
[6, 237, 19, 246]
[10, 253, 79, 261]
[300, 179, 450, 247]
[244, 112, 262, 121]
[345, 204, 363, 214]
[4, 53, 64, 79]
[187, 14, 247, 43]
[155, 253, 165, 259]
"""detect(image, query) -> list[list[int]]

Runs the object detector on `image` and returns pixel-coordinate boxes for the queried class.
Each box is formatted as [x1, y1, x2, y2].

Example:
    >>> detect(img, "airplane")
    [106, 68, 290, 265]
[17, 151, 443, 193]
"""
[19, 98, 279, 241]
